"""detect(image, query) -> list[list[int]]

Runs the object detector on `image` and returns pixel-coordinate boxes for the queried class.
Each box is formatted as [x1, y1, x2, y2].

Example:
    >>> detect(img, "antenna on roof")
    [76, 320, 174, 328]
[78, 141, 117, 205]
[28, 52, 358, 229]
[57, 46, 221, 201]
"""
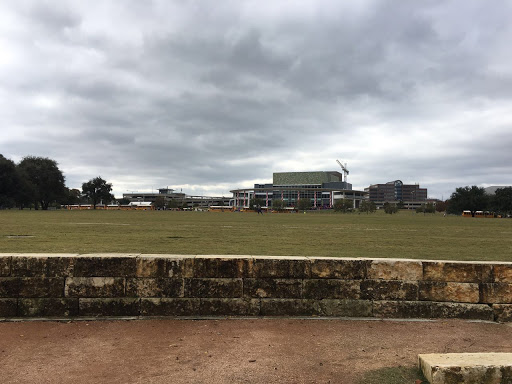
[336, 159, 349, 182]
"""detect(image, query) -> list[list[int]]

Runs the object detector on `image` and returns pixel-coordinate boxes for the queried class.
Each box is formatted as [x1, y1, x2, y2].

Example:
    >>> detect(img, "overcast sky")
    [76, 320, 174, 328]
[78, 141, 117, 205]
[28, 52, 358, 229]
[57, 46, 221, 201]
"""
[1, 1, 511, 199]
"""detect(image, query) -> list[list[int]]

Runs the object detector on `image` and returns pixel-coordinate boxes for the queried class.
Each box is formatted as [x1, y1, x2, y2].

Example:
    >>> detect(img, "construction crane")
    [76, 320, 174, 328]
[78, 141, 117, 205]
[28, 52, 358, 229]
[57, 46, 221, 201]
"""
[336, 159, 349, 182]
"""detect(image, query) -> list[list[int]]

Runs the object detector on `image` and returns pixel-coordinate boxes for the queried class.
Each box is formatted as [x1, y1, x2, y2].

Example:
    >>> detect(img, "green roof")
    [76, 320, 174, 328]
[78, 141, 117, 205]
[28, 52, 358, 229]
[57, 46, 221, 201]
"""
[273, 171, 342, 186]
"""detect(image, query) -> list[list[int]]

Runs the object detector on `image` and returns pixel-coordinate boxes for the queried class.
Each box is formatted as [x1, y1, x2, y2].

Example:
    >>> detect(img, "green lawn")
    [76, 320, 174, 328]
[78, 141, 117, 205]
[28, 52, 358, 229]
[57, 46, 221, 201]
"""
[0, 210, 511, 261]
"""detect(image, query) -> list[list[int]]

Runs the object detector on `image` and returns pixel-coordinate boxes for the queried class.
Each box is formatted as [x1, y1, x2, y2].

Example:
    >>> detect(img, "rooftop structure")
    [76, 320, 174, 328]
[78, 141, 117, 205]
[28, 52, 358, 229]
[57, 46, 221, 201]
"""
[273, 171, 351, 190]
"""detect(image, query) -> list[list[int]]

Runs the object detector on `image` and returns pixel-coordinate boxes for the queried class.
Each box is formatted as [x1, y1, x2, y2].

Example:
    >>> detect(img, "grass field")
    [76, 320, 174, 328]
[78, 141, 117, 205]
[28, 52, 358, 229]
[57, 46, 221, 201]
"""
[1, 209, 511, 261]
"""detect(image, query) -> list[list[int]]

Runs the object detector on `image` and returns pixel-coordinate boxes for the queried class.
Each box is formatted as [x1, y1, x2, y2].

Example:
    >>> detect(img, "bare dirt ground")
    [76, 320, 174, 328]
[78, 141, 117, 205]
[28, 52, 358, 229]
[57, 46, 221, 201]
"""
[1, 318, 511, 384]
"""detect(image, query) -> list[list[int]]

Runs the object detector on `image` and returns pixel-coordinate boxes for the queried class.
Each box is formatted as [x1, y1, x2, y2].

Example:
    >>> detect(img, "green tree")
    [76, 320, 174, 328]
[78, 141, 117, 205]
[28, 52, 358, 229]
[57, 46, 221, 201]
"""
[154, 196, 166, 209]
[334, 199, 353, 213]
[13, 167, 36, 209]
[117, 197, 131, 205]
[272, 199, 285, 211]
[359, 200, 376, 214]
[416, 203, 435, 214]
[383, 202, 398, 214]
[62, 188, 82, 206]
[396, 200, 405, 209]
[0, 154, 20, 208]
[82, 177, 114, 209]
[447, 186, 489, 215]
[249, 197, 265, 210]
[435, 200, 448, 213]
[491, 187, 512, 216]
[17, 156, 66, 210]
[297, 198, 312, 211]
[167, 199, 180, 209]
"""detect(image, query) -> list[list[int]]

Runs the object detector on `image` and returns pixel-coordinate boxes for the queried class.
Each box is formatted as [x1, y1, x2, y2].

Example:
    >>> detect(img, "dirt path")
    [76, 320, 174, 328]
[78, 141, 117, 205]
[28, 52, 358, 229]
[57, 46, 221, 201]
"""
[1, 318, 511, 383]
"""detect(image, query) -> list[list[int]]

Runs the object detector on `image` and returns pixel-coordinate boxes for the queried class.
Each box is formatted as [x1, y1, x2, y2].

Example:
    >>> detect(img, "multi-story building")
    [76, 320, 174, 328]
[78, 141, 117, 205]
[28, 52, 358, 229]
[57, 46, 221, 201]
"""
[230, 171, 367, 209]
[365, 180, 427, 209]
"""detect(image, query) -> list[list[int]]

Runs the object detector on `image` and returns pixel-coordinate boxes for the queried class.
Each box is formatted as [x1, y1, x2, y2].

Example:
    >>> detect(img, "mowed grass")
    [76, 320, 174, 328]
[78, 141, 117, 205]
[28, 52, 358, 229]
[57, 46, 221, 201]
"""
[0, 210, 511, 261]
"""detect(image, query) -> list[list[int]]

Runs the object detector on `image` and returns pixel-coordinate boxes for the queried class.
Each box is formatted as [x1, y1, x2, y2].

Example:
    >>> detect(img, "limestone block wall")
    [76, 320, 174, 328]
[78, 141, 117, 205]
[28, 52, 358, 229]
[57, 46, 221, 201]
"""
[0, 254, 511, 321]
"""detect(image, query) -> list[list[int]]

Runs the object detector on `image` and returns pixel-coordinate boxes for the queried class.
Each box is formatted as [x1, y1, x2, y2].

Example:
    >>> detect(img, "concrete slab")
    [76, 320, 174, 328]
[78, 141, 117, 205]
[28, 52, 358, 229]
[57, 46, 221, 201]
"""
[419, 353, 512, 384]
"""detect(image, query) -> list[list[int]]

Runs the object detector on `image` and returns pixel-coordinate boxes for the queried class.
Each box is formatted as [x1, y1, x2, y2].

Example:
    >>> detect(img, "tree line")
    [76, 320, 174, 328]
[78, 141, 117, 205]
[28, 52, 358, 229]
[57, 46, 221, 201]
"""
[3, 154, 511, 215]
[0, 154, 114, 210]
[447, 186, 512, 216]
[253, 186, 512, 217]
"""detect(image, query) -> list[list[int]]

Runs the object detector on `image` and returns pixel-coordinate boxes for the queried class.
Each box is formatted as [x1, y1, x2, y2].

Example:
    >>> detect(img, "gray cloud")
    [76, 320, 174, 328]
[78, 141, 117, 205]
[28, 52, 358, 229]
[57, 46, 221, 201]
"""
[1, 0, 512, 199]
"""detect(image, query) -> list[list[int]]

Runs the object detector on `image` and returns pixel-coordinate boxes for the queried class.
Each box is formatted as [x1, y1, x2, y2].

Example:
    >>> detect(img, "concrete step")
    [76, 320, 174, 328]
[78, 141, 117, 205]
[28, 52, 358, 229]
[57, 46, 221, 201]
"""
[419, 353, 512, 384]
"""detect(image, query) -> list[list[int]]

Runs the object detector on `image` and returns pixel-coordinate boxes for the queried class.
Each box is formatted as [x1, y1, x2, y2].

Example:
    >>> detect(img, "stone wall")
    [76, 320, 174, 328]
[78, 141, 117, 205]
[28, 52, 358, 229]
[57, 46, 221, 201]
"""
[1, 254, 511, 321]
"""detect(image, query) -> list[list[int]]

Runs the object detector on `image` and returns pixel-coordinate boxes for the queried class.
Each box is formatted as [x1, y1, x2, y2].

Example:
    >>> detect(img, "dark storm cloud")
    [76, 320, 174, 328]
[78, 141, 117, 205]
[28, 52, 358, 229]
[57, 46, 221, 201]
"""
[1, 0, 512, 198]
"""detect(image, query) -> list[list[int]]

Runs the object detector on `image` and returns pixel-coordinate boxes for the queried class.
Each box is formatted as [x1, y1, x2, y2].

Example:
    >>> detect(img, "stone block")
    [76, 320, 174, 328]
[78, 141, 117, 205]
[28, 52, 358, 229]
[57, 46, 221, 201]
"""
[135, 255, 168, 278]
[0, 277, 20, 297]
[19, 278, 65, 298]
[136, 255, 194, 278]
[18, 298, 78, 317]
[126, 278, 183, 297]
[481, 283, 512, 304]
[423, 262, 492, 283]
[260, 299, 316, 316]
[73, 254, 137, 277]
[11, 254, 76, 277]
[315, 299, 372, 317]
[65, 277, 125, 298]
[168, 256, 194, 278]
[79, 298, 140, 317]
[493, 264, 512, 283]
[360, 280, 418, 301]
[430, 302, 494, 321]
[194, 256, 248, 278]
[0, 299, 17, 317]
[244, 279, 303, 298]
[419, 353, 512, 384]
[367, 259, 423, 281]
[249, 256, 310, 278]
[419, 282, 479, 303]
[373, 300, 493, 320]
[184, 278, 242, 298]
[140, 298, 200, 316]
[0, 256, 11, 276]
[199, 298, 260, 316]
[373, 300, 432, 319]
[11, 255, 48, 277]
[493, 304, 512, 322]
[303, 279, 360, 300]
[46, 256, 74, 277]
[310, 258, 367, 279]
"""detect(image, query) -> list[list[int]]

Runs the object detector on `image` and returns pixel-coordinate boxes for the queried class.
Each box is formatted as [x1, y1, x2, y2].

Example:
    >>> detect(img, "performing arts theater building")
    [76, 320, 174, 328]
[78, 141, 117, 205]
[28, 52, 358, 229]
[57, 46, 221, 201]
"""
[230, 171, 367, 210]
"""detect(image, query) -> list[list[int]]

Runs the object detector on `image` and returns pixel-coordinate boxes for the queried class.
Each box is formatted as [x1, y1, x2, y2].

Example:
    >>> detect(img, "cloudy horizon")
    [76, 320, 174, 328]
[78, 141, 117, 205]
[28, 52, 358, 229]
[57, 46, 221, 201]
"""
[1, 1, 511, 199]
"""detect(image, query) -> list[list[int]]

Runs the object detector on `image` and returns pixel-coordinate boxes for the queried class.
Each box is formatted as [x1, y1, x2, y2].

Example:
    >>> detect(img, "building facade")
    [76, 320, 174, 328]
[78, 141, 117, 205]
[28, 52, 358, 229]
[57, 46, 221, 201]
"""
[230, 171, 367, 210]
[123, 188, 230, 209]
[365, 180, 427, 209]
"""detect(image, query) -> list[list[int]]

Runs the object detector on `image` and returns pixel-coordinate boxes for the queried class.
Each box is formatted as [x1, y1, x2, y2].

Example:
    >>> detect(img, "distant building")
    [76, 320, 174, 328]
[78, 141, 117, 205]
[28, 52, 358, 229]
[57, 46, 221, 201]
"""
[484, 186, 511, 195]
[230, 171, 367, 209]
[123, 188, 230, 209]
[365, 180, 427, 209]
